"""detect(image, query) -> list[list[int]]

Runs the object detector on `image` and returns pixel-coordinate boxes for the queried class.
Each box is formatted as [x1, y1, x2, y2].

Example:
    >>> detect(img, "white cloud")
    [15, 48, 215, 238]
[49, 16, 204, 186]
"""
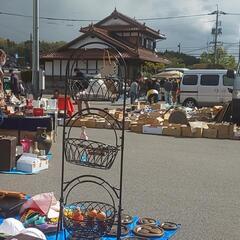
[0, 0, 240, 57]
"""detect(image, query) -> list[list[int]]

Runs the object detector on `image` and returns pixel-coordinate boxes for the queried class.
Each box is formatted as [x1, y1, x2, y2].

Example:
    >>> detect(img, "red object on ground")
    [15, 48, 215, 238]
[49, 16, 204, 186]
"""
[57, 96, 74, 116]
[33, 108, 44, 116]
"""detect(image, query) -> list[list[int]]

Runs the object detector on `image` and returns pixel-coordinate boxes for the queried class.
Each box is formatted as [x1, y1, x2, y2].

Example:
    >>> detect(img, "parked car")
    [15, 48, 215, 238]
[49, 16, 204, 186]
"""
[180, 69, 233, 108]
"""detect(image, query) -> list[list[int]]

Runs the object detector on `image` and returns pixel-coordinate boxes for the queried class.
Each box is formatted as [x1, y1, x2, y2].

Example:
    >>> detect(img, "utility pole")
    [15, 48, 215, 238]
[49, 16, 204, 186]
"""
[177, 43, 181, 53]
[213, 5, 219, 64]
[238, 39, 240, 64]
[32, 0, 39, 99]
[209, 6, 226, 64]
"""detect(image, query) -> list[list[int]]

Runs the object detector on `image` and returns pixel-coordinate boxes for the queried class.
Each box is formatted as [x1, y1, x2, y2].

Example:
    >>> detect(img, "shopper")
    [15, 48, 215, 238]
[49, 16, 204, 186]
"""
[146, 78, 159, 104]
[163, 80, 172, 105]
[51, 89, 60, 99]
[129, 79, 139, 104]
[10, 69, 21, 98]
[171, 79, 178, 105]
[0, 49, 6, 107]
[73, 68, 90, 113]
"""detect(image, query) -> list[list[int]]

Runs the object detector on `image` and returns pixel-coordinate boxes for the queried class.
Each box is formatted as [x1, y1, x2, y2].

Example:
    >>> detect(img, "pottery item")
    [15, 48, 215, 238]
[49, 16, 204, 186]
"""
[32, 142, 40, 156]
[35, 127, 52, 154]
[20, 138, 32, 153]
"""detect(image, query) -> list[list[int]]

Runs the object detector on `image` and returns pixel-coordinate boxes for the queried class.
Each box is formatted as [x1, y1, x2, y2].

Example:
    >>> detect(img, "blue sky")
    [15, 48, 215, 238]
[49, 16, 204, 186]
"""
[1, 0, 240, 57]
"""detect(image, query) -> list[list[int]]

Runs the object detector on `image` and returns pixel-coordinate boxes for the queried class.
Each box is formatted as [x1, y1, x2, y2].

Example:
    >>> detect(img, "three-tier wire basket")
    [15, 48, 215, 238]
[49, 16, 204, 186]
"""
[56, 41, 128, 240]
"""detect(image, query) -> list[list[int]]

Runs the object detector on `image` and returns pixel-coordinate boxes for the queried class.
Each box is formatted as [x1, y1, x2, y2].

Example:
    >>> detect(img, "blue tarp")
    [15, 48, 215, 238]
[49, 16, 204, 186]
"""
[0, 216, 180, 239]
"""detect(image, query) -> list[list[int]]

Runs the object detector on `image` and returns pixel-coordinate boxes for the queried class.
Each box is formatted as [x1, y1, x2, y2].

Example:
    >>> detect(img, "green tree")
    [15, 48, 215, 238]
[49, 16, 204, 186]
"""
[160, 50, 199, 67]
[200, 47, 237, 69]
[142, 61, 165, 77]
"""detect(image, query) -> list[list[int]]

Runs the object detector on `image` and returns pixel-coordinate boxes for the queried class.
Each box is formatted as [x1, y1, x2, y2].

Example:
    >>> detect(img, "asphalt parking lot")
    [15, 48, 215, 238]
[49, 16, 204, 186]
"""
[1, 126, 240, 239]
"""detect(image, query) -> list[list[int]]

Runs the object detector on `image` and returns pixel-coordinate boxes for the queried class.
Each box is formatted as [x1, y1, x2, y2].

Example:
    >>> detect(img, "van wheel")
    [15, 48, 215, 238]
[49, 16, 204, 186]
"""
[183, 98, 197, 108]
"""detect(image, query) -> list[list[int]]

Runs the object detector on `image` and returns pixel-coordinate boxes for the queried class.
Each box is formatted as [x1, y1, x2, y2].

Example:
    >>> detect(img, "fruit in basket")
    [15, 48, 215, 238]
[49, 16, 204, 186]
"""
[64, 209, 73, 219]
[96, 211, 107, 221]
[72, 212, 84, 222]
[87, 209, 98, 218]
[72, 208, 84, 222]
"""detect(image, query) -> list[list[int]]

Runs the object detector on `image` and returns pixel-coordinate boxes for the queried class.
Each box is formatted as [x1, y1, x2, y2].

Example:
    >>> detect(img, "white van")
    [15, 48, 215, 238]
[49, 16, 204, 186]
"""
[180, 69, 233, 107]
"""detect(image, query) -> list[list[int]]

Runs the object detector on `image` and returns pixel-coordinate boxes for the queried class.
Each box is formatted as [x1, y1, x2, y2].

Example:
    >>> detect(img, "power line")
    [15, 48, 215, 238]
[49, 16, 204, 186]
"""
[0, 10, 226, 22]
[138, 13, 210, 21]
[0, 11, 98, 22]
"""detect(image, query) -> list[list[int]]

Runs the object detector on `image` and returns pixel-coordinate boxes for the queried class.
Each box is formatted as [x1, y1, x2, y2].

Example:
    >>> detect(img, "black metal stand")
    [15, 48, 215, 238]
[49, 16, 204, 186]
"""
[56, 42, 127, 240]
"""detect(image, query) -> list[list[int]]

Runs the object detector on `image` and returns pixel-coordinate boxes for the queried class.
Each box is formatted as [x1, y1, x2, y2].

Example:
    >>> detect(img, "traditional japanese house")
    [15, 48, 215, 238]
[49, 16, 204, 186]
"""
[41, 9, 168, 90]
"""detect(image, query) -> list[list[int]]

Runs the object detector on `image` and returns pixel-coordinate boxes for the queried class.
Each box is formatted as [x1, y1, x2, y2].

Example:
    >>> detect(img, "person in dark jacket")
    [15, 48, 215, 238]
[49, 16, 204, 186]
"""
[73, 68, 90, 113]
[163, 79, 172, 105]
[10, 69, 21, 97]
[171, 79, 178, 104]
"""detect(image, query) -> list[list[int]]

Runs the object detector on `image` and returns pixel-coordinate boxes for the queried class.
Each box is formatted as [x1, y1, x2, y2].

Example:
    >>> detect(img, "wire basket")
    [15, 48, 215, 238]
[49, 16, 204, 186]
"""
[63, 201, 115, 239]
[65, 138, 119, 169]
[68, 77, 121, 102]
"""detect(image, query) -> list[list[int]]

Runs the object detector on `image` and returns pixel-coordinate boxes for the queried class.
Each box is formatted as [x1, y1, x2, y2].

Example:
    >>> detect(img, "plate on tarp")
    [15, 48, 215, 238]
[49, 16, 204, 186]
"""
[107, 224, 129, 237]
[133, 224, 164, 238]
[122, 237, 148, 240]
[115, 213, 133, 225]
[137, 217, 156, 225]
[161, 222, 178, 230]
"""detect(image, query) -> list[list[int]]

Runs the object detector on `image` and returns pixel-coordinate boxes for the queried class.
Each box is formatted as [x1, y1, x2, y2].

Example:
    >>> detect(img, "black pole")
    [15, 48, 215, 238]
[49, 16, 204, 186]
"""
[116, 57, 128, 240]
[56, 57, 69, 240]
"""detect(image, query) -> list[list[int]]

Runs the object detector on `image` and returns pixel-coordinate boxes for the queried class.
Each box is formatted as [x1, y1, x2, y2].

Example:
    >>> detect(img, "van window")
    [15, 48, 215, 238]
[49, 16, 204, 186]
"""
[200, 75, 219, 86]
[182, 75, 198, 85]
[223, 75, 234, 86]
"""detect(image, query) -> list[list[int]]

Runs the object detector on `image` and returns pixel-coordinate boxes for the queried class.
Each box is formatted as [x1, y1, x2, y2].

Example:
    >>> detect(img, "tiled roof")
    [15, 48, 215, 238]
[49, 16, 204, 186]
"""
[137, 48, 170, 64]
[95, 9, 165, 39]
[41, 48, 168, 64]
[41, 10, 168, 64]
[41, 48, 133, 60]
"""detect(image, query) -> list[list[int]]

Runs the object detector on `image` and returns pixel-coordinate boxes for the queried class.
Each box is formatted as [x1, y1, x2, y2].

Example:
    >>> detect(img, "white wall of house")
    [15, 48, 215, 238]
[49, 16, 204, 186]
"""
[45, 58, 119, 77]
[44, 35, 120, 77]
[101, 18, 129, 26]
[70, 36, 106, 49]
[61, 60, 68, 76]
[45, 61, 52, 75]
[53, 60, 61, 75]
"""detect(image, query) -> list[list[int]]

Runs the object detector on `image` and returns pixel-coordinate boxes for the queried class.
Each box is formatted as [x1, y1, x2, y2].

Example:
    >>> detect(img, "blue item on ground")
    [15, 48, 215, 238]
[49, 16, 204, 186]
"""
[0, 153, 52, 175]
[0, 215, 180, 239]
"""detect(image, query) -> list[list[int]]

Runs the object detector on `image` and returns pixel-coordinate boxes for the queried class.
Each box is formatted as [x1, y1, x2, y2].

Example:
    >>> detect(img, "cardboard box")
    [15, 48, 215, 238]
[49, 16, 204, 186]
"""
[124, 119, 132, 130]
[151, 103, 161, 110]
[95, 120, 107, 129]
[85, 119, 96, 128]
[131, 124, 143, 133]
[216, 123, 230, 139]
[181, 125, 193, 137]
[162, 126, 175, 136]
[169, 124, 182, 137]
[202, 128, 218, 139]
[191, 128, 202, 138]
[17, 154, 48, 173]
[142, 124, 163, 135]
[115, 111, 123, 120]
[148, 111, 162, 118]
[232, 125, 240, 140]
